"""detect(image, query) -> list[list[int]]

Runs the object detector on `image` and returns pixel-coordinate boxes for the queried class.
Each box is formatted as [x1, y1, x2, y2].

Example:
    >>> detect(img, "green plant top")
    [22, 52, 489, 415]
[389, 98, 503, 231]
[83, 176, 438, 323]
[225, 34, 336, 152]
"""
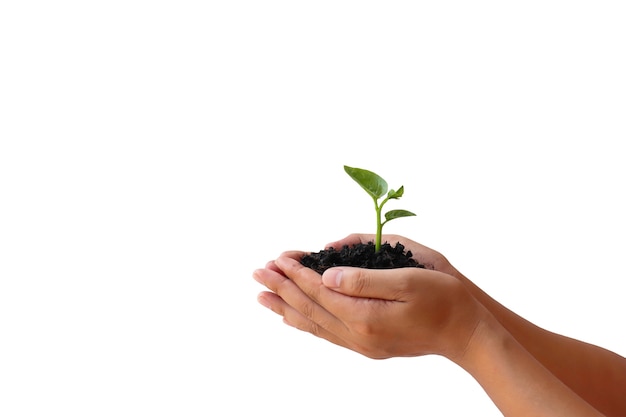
[344, 165, 416, 252]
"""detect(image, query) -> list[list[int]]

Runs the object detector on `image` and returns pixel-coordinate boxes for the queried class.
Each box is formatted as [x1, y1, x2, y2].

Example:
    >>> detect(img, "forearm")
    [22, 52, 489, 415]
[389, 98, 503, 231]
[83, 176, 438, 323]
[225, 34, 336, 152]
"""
[451, 269, 626, 416]
[456, 310, 605, 417]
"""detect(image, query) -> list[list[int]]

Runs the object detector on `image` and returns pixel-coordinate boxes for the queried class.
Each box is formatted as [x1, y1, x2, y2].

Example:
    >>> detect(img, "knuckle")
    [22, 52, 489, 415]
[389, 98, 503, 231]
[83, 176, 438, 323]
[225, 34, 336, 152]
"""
[275, 276, 292, 295]
[298, 299, 315, 321]
[393, 276, 413, 296]
[353, 320, 376, 337]
[285, 313, 321, 336]
[308, 322, 322, 337]
[290, 313, 324, 337]
[296, 317, 323, 337]
[349, 269, 371, 294]
[350, 305, 379, 336]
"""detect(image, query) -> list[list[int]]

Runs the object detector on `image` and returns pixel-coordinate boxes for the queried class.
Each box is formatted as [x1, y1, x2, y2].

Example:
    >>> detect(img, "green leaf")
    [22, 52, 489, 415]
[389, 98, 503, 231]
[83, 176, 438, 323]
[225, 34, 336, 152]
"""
[387, 186, 405, 199]
[344, 165, 388, 199]
[385, 209, 416, 221]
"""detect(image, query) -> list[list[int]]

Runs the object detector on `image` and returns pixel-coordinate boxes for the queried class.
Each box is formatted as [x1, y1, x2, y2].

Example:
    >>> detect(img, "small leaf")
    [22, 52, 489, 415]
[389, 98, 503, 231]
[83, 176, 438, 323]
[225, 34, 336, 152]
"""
[385, 209, 416, 221]
[344, 165, 388, 199]
[387, 186, 405, 199]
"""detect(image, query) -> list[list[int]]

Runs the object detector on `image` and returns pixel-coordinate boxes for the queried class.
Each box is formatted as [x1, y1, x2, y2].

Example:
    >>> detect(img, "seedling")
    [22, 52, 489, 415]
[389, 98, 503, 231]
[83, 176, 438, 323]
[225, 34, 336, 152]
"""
[344, 165, 416, 252]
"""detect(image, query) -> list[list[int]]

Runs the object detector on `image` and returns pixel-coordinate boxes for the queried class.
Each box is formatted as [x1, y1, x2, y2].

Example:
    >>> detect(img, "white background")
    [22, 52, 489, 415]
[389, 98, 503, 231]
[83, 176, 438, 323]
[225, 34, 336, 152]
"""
[1, 1, 625, 416]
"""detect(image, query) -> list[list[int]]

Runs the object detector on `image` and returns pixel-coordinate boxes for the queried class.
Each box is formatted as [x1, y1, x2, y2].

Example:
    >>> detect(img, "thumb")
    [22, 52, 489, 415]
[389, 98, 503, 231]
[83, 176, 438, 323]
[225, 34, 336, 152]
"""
[322, 267, 414, 301]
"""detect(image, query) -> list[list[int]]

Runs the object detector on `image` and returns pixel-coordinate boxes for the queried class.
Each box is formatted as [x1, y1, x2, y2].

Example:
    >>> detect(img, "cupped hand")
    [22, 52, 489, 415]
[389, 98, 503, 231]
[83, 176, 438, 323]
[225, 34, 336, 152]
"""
[254, 251, 482, 361]
[325, 233, 462, 278]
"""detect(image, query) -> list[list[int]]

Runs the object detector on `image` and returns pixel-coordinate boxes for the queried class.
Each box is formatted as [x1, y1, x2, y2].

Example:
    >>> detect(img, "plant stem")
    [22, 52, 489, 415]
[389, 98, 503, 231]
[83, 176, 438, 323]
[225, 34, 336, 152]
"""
[375, 200, 382, 252]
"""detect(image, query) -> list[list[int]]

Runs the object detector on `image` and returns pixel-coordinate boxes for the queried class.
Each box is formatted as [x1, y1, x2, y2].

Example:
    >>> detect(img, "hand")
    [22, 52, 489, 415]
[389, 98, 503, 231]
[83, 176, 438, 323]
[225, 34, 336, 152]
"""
[254, 251, 482, 361]
[325, 233, 462, 278]
[255, 240, 623, 416]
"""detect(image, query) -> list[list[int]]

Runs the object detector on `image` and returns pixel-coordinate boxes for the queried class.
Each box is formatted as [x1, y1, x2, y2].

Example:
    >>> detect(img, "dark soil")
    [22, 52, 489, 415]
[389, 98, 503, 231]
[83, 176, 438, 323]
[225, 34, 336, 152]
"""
[300, 241, 425, 275]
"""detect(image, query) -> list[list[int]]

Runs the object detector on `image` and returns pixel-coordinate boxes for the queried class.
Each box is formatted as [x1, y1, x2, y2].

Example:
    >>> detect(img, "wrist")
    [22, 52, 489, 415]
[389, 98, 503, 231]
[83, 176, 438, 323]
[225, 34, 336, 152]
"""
[451, 312, 605, 416]
[436, 281, 487, 362]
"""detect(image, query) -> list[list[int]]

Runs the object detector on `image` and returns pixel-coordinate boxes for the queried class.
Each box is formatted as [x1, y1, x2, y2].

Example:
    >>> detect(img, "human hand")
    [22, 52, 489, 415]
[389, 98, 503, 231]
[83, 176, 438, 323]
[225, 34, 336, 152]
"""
[254, 251, 482, 361]
[325, 233, 462, 278]
[255, 241, 620, 416]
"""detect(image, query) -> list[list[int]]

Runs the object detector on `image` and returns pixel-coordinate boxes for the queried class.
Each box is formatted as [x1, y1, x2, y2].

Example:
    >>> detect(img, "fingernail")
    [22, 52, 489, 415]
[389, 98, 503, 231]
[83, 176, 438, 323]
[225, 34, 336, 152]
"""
[322, 268, 343, 288]
[252, 269, 262, 284]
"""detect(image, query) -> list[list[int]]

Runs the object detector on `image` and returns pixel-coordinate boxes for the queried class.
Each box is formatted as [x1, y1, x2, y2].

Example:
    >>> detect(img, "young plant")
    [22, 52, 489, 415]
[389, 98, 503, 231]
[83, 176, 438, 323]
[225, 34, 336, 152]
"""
[344, 165, 416, 252]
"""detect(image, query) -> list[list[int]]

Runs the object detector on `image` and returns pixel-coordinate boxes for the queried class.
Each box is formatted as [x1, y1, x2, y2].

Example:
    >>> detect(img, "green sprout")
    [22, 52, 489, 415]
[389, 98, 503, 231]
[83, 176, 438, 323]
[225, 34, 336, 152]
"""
[344, 165, 416, 252]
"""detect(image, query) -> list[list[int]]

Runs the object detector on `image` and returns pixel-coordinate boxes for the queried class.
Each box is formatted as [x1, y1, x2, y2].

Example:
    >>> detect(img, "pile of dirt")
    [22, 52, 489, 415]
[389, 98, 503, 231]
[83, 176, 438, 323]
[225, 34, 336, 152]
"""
[300, 241, 425, 275]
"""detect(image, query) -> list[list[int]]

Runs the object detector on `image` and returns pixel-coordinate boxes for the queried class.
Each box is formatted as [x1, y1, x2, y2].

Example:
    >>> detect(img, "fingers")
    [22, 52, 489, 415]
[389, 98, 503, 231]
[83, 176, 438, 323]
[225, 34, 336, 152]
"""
[253, 263, 344, 337]
[264, 251, 305, 275]
[254, 265, 354, 350]
[272, 255, 352, 310]
[321, 266, 440, 302]
[256, 290, 351, 350]
[321, 266, 412, 300]
[272, 255, 391, 328]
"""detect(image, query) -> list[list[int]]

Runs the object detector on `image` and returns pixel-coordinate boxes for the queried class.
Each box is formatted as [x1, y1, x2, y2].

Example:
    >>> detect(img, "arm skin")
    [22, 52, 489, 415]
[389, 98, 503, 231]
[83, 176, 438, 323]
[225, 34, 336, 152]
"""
[254, 254, 604, 416]
[253, 234, 626, 416]
[323, 234, 626, 417]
